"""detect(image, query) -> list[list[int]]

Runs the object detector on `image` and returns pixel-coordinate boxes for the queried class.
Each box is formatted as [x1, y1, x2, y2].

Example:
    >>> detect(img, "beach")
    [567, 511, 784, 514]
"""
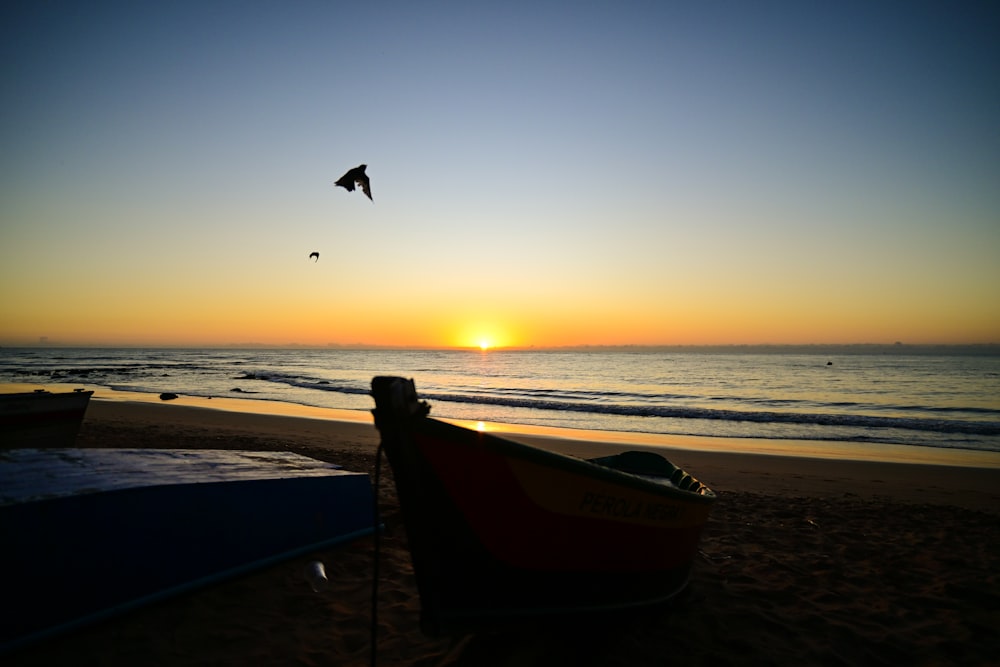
[6, 398, 1000, 666]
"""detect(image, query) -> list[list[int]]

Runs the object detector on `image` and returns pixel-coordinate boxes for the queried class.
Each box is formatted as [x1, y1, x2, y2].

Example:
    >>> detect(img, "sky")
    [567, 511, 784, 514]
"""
[1, 1, 998, 349]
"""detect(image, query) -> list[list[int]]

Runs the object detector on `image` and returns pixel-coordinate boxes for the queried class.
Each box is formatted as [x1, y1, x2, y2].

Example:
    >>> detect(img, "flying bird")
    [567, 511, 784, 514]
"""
[309, 252, 319, 262]
[334, 164, 372, 201]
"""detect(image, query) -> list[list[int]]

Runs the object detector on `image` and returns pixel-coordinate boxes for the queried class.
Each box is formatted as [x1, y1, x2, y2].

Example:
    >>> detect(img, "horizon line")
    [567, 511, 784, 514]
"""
[3, 341, 999, 353]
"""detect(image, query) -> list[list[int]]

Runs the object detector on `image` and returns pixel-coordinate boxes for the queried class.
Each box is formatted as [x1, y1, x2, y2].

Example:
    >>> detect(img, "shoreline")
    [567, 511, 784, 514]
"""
[71, 390, 1000, 513]
[6, 381, 1000, 470]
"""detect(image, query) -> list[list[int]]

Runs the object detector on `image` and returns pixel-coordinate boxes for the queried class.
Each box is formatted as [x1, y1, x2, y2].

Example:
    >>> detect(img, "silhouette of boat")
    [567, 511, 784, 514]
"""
[0, 448, 376, 652]
[0, 389, 93, 447]
[371, 376, 716, 636]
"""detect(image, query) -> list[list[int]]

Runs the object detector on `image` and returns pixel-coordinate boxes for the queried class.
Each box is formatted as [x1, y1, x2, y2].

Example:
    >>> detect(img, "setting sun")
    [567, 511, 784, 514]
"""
[449, 319, 519, 350]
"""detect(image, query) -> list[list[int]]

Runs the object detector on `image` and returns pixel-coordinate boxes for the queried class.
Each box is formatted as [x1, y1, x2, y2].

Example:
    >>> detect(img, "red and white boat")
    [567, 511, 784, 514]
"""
[371, 376, 716, 636]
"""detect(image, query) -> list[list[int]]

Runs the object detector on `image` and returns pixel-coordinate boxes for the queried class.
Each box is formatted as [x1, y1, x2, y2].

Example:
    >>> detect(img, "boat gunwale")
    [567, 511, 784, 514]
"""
[398, 409, 717, 505]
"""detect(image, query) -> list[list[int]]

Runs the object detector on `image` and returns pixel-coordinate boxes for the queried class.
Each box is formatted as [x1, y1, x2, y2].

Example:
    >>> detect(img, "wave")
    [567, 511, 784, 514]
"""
[242, 372, 1000, 438]
[419, 391, 1000, 437]
[236, 371, 371, 396]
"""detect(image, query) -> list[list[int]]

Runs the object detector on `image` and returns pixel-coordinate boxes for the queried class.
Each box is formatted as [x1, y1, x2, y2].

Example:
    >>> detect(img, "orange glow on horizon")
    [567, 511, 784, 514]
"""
[2, 279, 997, 348]
[447, 318, 521, 350]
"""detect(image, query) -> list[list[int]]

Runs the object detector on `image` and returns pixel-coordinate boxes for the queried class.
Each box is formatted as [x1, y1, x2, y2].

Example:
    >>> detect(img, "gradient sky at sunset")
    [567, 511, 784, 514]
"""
[2, 1, 998, 348]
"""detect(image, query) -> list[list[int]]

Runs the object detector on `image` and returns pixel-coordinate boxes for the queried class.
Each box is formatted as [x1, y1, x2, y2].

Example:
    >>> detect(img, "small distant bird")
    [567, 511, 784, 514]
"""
[334, 164, 372, 201]
[309, 252, 319, 262]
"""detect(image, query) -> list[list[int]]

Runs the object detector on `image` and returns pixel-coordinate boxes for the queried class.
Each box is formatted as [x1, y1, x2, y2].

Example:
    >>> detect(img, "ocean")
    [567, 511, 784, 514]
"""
[2, 346, 999, 456]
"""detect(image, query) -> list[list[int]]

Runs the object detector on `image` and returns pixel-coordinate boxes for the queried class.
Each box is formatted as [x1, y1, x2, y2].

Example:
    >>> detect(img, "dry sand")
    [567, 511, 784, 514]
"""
[6, 398, 1000, 666]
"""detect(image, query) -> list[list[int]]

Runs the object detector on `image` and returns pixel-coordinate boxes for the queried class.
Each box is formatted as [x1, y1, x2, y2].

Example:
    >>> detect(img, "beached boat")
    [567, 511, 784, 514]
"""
[370, 376, 717, 636]
[0, 448, 377, 652]
[0, 388, 93, 447]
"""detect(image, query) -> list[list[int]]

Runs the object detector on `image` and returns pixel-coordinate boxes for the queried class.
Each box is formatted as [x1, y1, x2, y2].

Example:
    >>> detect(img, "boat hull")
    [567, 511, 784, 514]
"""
[371, 376, 715, 635]
[0, 390, 93, 448]
[0, 448, 376, 652]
